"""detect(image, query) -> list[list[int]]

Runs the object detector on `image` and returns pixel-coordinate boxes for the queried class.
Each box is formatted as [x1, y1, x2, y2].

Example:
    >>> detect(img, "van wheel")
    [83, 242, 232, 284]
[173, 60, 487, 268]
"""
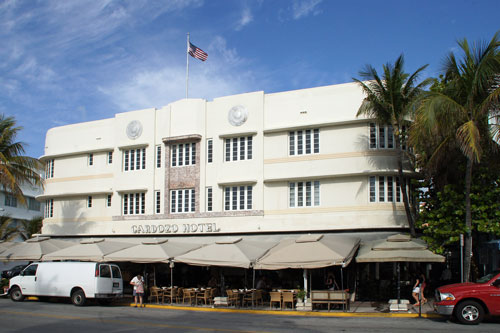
[71, 290, 86, 306]
[10, 287, 24, 302]
[455, 300, 484, 325]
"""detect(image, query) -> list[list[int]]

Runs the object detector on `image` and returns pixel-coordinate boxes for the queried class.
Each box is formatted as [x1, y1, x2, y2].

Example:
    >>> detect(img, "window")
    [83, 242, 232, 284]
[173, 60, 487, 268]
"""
[111, 266, 122, 278]
[123, 148, 146, 171]
[87, 196, 92, 208]
[369, 176, 403, 203]
[155, 190, 161, 214]
[123, 192, 146, 215]
[107, 151, 113, 164]
[45, 159, 54, 179]
[369, 123, 395, 149]
[107, 195, 112, 207]
[170, 189, 195, 213]
[45, 199, 54, 218]
[23, 264, 38, 276]
[28, 197, 41, 211]
[289, 129, 319, 155]
[206, 187, 212, 212]
[88, 153, 94, 166]
[4, 194, 17, 207]
[224, 185, 252, 211]
[225, 136, 253, 162]
[100, 265, 111, 278]
[207, 139, 213, 163]
[289, 181, 320, 207]
[171, 143, 196, 167]
[156, 145, 161, 168]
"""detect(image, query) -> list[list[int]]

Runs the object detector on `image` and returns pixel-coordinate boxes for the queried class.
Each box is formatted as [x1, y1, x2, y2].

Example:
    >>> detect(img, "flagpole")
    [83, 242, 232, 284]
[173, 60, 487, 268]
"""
[186, 33, 190, 99]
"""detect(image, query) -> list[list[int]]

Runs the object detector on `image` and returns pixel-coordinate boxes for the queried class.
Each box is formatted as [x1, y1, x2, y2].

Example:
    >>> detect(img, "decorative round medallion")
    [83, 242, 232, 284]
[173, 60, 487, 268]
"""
[126, 120, 143, 140]
[228, 105, 248, 126]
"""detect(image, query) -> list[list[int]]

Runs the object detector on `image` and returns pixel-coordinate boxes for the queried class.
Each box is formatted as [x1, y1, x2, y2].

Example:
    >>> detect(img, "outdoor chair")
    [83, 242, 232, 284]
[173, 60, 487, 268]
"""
[148, 286, 163, 304]
[183, 288, 196, 305]
[254, 289, 264, 306]
[282, 291, 295, 310]
[174, 287, 183, 303]
[226, 289, 239, 307]
[242, 290, 256, 307]
[269, 291, 282, 310]
[196, 289, 213, 305]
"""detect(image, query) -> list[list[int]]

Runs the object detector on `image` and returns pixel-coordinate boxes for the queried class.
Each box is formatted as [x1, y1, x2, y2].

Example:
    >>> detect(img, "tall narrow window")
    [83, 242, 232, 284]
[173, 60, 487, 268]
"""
[207, 139, 213, 163]
[156, 145, 161, 168]
[108, 151, 113, 164]
[155, 190, 161, 214]
[378, 127, 386, 149]
[379, 176, 385, 202]
[206, 187, 213, 212]
[369, 176, 376, 202]
[305, 129, 311, 154]
[289, 132, 295, 156]
[289, 183, 295, 207]
[313, 129, 320, 153]
[45, 199, 54, 218]
[387, 176, 394, 202]
[87, 196, 92, 208]
[88, 153, 94, 166]
[247, 136, 252, 159]
[369, 123, 377, 149]
[45, 159, 55, 179]
[107, 195, 112, 207]
[297, 131, 303, 155]
[239, 138, 245, 160]
[225, 139, 230, 161]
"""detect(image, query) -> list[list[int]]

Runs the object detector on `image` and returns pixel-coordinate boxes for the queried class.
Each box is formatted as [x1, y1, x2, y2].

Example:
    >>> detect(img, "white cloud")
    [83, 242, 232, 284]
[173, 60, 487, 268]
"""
[235, 7, 253, 31]
[292, 0, 323, 20]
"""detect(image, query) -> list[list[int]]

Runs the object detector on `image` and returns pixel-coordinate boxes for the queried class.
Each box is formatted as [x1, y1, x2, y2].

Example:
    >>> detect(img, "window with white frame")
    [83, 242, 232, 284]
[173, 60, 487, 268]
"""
[106, 194, 112, 207]
[206, 187, 212, 212]
[123, 192, 146, 215]
[107, 151, 113, 164]
[87, 196, 92, 208]
[369, 123, 395, 149]
[4, 194, 17, 207]
[225, 136, 252, 161]
[45, 199, 53, 218]
[224, 185, 252, 211]
[123, 148, 146, 171]
[155, 190, 161, 214]
[170, 189, 195, 213]
[289, 181, 320, 207]
[88, 153, 94, 166]
[28, 197, 40, 211]
[289, 129, 319, 156]
[369, 176, 403, 203]
[171, 143, 196, 167]
[45, 159, 54, 179]
[207, 139, 213, 163]
[156, 145, 162, 168]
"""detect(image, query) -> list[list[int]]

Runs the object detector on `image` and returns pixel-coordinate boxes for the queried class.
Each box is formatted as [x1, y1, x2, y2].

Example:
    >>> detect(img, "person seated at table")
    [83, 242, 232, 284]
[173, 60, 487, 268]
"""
[325, 272, 339, 290]
[208, 275, 218, 288]
[256, 276, 270, 291]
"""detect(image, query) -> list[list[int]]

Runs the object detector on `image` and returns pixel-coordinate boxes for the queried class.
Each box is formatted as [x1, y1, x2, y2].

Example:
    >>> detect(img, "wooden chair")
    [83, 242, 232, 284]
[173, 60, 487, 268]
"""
[254, 289, 264, 306]
[242, 290, 256, 307]
[282, 291, 295, 310]
[149, 286, 163, 304]
[196, 289, 213, 305]
[174, 287, 183, 303]
[183, 289, 196, 305]
[269, 291, 282, 310]
[226, 289, 239, 307]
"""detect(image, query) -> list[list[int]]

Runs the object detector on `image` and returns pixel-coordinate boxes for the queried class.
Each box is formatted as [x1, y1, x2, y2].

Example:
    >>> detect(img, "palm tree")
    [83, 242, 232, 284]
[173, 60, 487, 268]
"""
[17, 216, 43, 240]
[0, 215, 17, 241]
[412, 32, 500, 282]
[0, 114, 43, 205]
[353, 55, 432, 237]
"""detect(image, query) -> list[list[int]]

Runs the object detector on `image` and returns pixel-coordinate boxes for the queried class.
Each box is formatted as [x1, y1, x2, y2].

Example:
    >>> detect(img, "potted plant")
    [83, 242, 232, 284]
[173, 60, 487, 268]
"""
[1, 278, 9, 295]
[296, 289, 306, 302]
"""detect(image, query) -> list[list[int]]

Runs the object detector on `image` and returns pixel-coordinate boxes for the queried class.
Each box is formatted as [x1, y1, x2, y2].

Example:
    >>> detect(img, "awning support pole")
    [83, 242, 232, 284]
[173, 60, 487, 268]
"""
[397, 262, 401, 304]
[303, 269, 308, 301]
[341, 267, 345, 311]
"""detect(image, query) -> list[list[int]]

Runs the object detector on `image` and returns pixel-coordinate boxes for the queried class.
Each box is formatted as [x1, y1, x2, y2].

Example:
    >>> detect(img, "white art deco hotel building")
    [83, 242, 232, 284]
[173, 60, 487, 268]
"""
[39, 82, 409, 242]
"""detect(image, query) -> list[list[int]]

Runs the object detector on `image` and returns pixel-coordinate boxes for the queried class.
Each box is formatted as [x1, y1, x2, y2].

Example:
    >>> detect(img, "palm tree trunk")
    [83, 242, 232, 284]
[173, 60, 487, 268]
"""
[396, 135, 416, 237]
[463, 157, 473, 282]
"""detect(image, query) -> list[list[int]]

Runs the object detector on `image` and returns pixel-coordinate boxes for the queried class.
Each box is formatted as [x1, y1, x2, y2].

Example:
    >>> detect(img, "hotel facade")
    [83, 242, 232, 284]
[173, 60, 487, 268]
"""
[38, 82, 410, 240]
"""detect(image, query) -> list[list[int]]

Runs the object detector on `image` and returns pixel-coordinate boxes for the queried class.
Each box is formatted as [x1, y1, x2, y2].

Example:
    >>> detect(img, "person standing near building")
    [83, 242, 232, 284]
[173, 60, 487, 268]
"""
[130, 274, 145, 307]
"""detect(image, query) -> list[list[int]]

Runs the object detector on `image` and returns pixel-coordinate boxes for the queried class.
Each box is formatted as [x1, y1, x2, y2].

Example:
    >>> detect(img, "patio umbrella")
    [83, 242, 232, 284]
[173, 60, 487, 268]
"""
[104, 239, 202, 263]
[355, 233, 445, 304]
[254, 234, 361, 270]
[174, 237, 276, 269]
[0, 236, 75, 261]
[43, 238, 134, 262]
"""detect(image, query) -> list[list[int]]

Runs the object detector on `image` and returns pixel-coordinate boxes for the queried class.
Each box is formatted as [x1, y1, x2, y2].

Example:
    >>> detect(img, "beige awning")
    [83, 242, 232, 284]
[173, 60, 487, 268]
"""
[174, 237, 277, 269]
[43, 238, 135, 262]
[355, 234, 445, 263]
[254, 234, 361, 270]
[104, 239, 203, 263]
[0, 236, 75, 261]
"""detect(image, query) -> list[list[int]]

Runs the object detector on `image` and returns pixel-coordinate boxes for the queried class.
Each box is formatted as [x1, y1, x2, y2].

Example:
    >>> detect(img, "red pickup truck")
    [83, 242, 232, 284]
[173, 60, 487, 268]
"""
[434, 270, 500, 324]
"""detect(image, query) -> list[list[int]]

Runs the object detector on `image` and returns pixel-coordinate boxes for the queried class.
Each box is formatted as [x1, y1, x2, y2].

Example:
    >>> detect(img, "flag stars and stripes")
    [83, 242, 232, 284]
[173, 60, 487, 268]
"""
[188, 42, 208, 61]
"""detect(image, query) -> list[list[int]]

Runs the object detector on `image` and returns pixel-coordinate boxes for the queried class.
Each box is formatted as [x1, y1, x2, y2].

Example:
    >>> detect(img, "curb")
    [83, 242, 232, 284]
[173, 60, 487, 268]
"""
[124, 302, 441, 319]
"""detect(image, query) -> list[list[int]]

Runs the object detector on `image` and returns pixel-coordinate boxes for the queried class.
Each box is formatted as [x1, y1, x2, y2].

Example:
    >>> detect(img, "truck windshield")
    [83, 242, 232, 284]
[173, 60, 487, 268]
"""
[476, 270, 500, 283]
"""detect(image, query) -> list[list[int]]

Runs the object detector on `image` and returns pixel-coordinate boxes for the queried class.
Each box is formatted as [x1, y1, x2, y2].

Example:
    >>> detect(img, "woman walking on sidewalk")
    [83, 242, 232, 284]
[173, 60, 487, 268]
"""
[130, 274, 145, 308]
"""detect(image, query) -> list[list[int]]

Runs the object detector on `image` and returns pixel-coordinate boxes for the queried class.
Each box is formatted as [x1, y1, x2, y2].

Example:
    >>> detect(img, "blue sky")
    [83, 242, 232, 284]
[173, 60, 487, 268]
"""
[1, 0, 499, 158]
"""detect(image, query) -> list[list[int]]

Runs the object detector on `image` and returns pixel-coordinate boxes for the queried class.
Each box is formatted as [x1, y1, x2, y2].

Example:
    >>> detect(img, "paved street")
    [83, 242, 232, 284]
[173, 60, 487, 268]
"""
[0, 298, 499, 332]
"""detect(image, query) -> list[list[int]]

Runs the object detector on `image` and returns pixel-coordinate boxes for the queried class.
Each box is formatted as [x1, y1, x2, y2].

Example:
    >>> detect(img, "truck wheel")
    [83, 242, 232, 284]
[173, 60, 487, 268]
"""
[10, 287, 24, 302]
[455, 300, 484, 325]
[71, 290, 86, 306]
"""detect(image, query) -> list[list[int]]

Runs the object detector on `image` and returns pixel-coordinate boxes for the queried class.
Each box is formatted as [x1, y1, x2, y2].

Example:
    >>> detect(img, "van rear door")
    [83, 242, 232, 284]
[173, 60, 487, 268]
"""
[110, 265, 122, 294]
[95, 264, 113, 295]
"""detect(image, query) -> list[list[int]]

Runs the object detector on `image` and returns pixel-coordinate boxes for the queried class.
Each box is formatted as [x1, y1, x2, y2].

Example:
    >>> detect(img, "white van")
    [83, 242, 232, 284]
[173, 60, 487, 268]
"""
[8, 262, 123, 306]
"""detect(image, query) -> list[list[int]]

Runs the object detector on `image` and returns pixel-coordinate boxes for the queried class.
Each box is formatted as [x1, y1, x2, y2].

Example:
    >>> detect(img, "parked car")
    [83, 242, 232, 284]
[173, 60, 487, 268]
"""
[434, 270, 500, 324]
[1, 265, 27, 279]
[8, 262, 123, 306]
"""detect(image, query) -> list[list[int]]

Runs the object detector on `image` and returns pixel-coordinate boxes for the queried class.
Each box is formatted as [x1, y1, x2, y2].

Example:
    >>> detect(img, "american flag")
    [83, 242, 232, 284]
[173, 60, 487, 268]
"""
[188, 42, 208, 61]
